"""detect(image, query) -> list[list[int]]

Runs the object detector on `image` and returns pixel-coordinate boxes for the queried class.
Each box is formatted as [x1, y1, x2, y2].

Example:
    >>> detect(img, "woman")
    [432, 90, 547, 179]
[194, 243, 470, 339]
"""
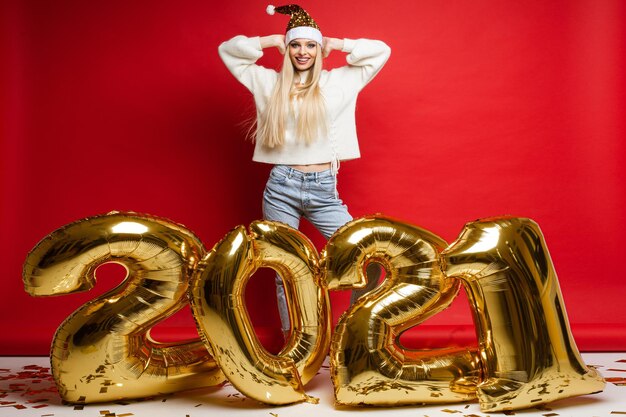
[218, 4, 391, 336]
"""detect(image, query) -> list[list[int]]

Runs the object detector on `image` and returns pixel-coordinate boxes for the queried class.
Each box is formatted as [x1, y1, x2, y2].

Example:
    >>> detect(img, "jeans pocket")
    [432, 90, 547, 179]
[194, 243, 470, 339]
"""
[315, 176, 337, 198]
[268, 167, 288, 185]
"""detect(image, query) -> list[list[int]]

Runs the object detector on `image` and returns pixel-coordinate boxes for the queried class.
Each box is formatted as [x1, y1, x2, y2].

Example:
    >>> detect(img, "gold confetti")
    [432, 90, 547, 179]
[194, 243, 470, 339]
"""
[441, 410, 462, 414]
[608, 369, 626, 372]
[611, 412, 626, 415]
[543, 413, 559, 416]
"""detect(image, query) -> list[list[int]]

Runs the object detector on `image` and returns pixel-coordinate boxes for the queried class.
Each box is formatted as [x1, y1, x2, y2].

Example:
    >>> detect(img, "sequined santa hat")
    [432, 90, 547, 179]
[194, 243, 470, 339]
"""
[266, 4, 323, 45]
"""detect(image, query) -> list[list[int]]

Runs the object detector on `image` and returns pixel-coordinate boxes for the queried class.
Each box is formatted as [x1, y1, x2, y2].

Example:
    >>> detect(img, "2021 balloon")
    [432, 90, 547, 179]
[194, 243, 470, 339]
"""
[22, 212, 225, 403]
[23, 212, 605, 410]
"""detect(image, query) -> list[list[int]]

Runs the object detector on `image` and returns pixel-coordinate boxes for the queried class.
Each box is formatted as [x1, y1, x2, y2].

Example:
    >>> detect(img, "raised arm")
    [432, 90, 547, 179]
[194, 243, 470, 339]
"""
[260, 34, 286, 54]
[218, 35, 285, 91]
[325, 37, 391, 90]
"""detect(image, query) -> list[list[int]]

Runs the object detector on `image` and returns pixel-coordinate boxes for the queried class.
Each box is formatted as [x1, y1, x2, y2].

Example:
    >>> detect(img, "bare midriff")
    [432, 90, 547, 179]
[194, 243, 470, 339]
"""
[288, 162, 332, 172]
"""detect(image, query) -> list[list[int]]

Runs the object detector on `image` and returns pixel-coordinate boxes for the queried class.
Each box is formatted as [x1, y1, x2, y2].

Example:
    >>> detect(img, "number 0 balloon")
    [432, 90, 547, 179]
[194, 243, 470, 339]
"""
[190, 220, 330, 405]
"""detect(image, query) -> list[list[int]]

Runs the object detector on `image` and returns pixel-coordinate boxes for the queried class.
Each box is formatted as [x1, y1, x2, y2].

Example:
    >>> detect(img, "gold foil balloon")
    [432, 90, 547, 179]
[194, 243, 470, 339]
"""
[22, 212, 225, 403]
[321, 215, 482, 406]
[190, 220, 330, 405]
[441, 216, 605, 412]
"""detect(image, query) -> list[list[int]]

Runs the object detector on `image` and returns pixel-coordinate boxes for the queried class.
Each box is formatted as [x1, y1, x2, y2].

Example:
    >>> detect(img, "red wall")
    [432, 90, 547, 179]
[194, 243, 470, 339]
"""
[2, 0, 625, 354]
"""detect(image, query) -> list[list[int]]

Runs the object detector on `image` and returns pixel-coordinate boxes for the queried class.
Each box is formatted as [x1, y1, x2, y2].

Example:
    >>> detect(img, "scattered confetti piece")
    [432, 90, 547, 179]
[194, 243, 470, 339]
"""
[611, 412, 626, 415]
[608, 369, 626, 372]
[606, 377, 626, 385]
[542, 413, 559, 416]
[441, 410, 461, 414]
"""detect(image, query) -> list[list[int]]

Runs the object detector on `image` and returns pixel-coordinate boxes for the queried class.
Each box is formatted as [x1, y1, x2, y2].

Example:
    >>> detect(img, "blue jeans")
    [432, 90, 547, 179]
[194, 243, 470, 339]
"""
[262, 165, 380, 333]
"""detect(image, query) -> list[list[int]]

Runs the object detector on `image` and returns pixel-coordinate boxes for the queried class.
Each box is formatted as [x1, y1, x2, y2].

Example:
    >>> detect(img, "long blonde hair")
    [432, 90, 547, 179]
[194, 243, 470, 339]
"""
[256, 44, 327, 147]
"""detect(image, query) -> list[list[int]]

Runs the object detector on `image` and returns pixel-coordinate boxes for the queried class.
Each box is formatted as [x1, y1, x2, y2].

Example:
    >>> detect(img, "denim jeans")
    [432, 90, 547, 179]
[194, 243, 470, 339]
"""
[262, 165, 380, 333]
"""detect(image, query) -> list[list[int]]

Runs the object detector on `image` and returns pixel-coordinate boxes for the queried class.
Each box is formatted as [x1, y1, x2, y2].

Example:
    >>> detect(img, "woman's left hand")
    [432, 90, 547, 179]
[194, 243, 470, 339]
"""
[322, 37, 344, 58]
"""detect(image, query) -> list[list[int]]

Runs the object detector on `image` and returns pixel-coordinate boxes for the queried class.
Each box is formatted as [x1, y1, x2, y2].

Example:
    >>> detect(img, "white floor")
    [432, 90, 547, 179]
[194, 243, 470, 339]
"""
[1, 353, 625, 417]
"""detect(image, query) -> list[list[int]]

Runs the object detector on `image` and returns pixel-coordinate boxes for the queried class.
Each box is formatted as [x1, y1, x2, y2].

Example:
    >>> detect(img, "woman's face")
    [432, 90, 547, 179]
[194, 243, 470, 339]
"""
[288, 38, 318, 71]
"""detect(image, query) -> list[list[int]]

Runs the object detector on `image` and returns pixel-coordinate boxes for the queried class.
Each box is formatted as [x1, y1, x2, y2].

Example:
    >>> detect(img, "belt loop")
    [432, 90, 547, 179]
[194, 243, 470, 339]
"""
[314, 171, 320, 184]
[287, 167, 293, 179]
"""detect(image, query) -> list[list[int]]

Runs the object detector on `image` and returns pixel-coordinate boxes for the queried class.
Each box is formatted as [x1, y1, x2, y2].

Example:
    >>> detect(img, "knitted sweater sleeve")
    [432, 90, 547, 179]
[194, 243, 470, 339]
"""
[334, 38, 391, 90]
[218, 35, 277, 92]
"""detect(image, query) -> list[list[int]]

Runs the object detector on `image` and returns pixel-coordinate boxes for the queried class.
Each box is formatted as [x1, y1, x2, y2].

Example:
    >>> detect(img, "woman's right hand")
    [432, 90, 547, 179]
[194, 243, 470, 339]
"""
[260, 34, 286, 54]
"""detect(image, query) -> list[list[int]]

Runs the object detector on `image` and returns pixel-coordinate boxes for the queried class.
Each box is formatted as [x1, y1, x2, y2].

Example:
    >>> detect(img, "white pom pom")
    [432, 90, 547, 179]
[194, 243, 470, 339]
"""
[266, 5, 275, 15]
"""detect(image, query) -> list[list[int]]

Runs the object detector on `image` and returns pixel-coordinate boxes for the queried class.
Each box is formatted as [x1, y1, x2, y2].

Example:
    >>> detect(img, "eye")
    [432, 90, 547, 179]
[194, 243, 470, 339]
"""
[307, 43, 316, 49]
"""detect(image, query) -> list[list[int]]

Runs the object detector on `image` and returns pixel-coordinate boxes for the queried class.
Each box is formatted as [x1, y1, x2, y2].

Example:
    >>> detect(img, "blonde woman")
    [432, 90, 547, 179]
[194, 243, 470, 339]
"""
[219, 4, 391, 336]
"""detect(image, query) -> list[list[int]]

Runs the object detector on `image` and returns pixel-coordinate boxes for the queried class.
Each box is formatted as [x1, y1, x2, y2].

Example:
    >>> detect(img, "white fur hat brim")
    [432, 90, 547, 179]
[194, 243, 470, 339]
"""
[285, 26, 323, 45]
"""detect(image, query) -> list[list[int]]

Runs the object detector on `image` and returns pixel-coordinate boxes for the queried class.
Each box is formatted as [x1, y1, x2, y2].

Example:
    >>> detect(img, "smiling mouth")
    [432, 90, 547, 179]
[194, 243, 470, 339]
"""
[296, 57, 310, 65]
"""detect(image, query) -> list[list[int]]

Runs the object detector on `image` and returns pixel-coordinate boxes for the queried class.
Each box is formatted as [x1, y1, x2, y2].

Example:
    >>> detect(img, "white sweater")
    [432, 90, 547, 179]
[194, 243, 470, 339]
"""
[218, 35, 391, 167]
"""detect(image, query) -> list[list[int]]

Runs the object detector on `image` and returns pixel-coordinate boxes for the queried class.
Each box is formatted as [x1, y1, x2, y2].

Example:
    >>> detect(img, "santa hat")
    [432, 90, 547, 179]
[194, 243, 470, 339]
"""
[266, 4, 323, 45]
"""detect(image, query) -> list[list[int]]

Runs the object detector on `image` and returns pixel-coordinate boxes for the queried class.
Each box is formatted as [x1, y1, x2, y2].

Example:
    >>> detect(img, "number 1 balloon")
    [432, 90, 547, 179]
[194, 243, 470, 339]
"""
[441, 217, 605, 412]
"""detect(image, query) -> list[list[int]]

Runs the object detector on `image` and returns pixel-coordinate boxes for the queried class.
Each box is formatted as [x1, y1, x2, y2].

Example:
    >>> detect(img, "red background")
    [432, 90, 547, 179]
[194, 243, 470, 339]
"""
[2, 0, 625, 355]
